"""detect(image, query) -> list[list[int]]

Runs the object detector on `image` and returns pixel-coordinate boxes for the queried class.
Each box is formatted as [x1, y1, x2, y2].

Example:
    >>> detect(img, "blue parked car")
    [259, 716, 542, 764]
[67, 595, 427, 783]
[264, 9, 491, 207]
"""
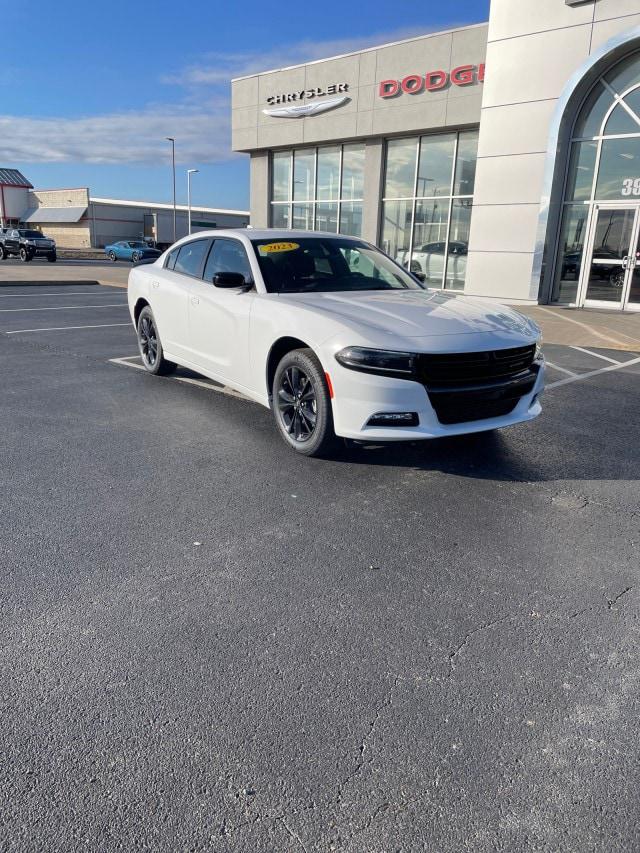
[105, 241, 162, 263]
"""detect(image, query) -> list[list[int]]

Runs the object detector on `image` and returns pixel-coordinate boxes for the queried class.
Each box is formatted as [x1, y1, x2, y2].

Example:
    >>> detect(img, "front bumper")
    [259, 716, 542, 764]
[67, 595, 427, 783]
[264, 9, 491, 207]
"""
[28, 245, 56, 256]
[329, 359, 545, 441]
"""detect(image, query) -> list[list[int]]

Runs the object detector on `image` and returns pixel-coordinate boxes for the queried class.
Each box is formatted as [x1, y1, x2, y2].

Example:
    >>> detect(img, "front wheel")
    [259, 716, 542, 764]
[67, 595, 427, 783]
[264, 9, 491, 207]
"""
[19, 247, 32, 262]
[47, 253, 57, 263]
[136, 306, 176, 375]
[132, 252, 141, 263]
[272, 348, 337, 457]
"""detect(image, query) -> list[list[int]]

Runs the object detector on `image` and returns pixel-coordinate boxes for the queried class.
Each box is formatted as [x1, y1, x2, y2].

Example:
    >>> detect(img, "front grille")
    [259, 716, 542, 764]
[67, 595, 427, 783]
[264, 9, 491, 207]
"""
[416, 344, 536, 385]
[416, 344, 538, 425]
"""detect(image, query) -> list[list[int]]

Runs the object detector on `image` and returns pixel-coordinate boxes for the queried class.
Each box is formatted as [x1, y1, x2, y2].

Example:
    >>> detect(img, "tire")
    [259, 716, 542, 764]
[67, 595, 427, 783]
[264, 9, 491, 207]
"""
[136, 306, 176, 375]
[272, 348, 337, 457]
[47, 253, 57, 263]
[132, 252, 141, 263]
[109, 251, 117, 262]
[19, 247, 32, 262]
[0, 245, 5, 260]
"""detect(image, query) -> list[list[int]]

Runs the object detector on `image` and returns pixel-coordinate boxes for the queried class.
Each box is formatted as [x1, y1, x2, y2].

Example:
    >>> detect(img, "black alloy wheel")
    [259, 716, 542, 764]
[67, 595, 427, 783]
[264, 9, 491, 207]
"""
[278, 366, 317, 443]
[47, 253, 56, 263]
[136, 305, 176, 375]
[273, 348, 337, 457]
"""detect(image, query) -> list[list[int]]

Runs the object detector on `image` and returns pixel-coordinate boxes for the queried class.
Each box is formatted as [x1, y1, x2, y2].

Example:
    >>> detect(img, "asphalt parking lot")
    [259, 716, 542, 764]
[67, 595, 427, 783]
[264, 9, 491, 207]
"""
[2, 282, 640, 852]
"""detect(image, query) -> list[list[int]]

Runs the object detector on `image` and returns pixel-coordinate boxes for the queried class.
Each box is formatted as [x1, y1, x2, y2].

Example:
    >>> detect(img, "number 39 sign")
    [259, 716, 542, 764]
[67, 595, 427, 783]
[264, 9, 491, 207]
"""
[621, 177, 640, 196]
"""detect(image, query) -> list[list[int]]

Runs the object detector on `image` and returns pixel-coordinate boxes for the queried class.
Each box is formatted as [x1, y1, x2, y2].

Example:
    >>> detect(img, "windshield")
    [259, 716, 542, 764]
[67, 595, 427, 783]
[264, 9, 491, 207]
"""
[251, 237, 424, 294]
[19, 230, 44, 238]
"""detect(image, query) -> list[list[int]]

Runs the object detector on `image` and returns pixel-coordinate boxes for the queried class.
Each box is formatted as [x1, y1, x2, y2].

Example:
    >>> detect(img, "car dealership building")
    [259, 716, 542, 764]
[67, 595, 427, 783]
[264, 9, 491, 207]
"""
[232, 0, 640, 310]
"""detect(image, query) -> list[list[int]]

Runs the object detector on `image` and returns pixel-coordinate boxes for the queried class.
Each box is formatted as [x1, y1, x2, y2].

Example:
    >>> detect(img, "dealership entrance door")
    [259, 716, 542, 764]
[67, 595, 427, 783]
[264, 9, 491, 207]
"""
[579, 205, 640, 310]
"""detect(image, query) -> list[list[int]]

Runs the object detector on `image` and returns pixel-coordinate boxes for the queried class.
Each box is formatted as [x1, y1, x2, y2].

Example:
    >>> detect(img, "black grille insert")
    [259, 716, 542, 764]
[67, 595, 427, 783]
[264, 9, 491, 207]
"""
[416, 345, 539, 425]
[416, 344, 536, 386]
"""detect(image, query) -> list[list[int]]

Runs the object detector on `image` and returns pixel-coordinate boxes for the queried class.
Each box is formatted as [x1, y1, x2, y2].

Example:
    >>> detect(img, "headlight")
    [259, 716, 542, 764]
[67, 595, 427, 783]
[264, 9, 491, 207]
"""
[26, 239, 35, 245]
[534, 338, 543, 360]
[335, 346, 416, 376]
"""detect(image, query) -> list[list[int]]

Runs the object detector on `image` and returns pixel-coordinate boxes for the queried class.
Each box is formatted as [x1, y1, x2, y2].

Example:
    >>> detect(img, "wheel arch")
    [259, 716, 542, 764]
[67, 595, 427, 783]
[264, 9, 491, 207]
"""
[266, 336, 315, 404]
[133, 297, 150, 325]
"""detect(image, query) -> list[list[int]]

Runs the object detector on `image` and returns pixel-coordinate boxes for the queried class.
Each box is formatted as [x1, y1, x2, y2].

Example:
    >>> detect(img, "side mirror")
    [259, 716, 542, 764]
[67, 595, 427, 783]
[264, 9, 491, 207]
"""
[213, 271, 247, 288]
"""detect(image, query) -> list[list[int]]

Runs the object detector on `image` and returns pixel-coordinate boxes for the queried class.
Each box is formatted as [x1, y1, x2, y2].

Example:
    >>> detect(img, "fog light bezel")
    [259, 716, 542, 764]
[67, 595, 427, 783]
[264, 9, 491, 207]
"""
[366, 412, 419, 428]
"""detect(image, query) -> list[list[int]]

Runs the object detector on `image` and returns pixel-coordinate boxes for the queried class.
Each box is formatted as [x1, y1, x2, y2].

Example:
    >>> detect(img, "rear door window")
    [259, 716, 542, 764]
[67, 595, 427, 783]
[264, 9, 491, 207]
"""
[173, 239, 210, 278]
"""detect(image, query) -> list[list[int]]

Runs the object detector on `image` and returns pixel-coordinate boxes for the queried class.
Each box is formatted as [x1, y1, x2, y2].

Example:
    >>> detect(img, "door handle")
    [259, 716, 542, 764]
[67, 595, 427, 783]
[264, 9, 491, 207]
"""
[151, 280, 159, 289]
[190, 296, 199, 305]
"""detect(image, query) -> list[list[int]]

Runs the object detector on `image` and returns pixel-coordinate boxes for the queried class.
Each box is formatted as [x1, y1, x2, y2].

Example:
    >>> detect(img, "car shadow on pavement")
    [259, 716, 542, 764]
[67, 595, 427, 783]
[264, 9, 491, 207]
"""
[329, 429, 638, 483]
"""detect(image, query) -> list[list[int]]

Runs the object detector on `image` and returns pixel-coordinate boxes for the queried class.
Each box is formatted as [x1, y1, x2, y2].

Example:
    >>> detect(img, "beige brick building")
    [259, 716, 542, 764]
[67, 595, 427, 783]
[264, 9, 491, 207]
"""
[0, 175, 249, 249]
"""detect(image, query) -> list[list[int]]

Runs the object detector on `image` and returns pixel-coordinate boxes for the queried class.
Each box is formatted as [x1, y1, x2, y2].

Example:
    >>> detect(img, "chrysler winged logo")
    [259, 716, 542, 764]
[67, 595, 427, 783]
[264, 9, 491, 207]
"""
[263, 95, 350, 119]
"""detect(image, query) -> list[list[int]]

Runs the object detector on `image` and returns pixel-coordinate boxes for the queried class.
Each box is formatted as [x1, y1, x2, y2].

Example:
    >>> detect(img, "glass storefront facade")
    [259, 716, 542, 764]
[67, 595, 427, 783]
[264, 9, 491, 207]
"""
[380, 130, 478, 291]
[552, 51, 640, 305]
[270, 144, 365, 237]
[269, 131, 479, 291]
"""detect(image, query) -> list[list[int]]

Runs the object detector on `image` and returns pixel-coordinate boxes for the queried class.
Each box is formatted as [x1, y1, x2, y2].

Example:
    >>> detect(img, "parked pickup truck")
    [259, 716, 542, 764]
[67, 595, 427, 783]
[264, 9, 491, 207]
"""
[0, 228, 57, 262]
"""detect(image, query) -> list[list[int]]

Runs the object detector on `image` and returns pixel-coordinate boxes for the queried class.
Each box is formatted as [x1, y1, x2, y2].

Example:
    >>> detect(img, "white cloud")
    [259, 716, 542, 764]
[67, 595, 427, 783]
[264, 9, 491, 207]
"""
[0, 26, 461, 166]
[0, 103, 233, 165]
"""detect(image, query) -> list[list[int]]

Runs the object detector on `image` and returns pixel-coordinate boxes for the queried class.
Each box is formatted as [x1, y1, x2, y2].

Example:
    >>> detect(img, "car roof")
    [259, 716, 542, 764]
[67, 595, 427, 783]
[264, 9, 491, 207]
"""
[181, 228, 364, 242]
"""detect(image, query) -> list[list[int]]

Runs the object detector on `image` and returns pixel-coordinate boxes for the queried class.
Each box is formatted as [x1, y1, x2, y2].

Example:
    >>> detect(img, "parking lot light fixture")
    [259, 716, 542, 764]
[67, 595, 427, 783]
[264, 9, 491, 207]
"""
[187, 169, 199, 235]
[166, 137, 176, 243]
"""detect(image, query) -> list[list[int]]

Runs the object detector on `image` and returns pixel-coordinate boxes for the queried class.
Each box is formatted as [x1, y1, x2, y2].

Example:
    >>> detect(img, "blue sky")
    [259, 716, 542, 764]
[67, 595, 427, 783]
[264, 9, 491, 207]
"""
[1, 0, 489, 210]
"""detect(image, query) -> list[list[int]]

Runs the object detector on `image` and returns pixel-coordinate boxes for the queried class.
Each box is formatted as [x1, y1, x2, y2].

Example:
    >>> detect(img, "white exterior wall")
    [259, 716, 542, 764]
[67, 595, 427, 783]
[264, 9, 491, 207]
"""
[466, 0, 640, 302]
[1, 186, 30, 221]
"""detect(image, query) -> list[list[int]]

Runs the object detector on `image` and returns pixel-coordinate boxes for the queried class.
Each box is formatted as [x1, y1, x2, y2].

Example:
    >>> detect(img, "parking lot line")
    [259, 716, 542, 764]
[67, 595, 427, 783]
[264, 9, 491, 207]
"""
[547, 354, 640, 389]
[543, 361, 578, 377]
[0, 291, 125, 299]
[569, 345, 622, 365]
[6, 323, 131, 334]
[0, 303, 125, 313]
[109, 355, 251, 401]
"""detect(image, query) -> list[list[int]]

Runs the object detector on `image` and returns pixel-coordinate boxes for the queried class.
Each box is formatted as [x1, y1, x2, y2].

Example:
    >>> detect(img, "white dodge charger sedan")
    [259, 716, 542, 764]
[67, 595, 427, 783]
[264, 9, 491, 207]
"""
[127, 230, 544, 456]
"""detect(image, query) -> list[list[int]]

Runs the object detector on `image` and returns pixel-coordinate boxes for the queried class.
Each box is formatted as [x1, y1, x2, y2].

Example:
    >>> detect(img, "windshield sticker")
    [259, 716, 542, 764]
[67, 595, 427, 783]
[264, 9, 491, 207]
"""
[259, 242, 300, 255]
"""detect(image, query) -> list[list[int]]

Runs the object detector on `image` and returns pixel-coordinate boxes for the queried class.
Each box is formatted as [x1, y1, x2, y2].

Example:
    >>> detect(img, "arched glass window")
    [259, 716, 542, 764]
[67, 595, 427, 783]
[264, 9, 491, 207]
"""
[553, 51, 640, 303]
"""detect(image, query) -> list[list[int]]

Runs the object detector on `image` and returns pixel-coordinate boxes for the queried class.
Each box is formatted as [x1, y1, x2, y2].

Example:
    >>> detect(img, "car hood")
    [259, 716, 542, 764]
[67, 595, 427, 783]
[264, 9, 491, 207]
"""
[277, 289, 538, 339]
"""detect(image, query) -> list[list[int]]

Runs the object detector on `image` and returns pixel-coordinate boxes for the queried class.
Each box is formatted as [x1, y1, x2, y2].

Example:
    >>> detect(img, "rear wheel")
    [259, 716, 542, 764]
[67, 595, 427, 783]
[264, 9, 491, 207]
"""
[272, 348, 337, 457]
[109, 250, 117, 262]
[136, 306, 176, 375]
[0, 245, 5, 260]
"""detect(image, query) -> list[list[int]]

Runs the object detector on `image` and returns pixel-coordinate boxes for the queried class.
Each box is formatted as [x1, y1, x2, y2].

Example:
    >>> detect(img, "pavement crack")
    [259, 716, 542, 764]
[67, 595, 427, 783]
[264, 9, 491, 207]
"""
[336, 676, 401, 805]
[607, 586, 633, 610]
[447, 615, 511, 679]
[280, 817, 309, 852]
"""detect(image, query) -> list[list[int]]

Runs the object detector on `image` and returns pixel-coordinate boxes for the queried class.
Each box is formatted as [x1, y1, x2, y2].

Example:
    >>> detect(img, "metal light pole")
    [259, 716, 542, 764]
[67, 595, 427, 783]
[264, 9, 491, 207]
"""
[166, 137, 176, 243]
[187, 169, 199, 234]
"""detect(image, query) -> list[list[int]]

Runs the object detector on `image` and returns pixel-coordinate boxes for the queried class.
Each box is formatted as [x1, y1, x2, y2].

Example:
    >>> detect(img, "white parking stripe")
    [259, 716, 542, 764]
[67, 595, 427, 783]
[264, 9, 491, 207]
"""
[569, 345, 622, 365]
[109, 356, 251, 402]
[544, 361, 578, 377]
[0, 291, 126, 298]
[0, 303, 125, 313]
[6, 323, 131, 334]
[547, 355, 640, 389]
